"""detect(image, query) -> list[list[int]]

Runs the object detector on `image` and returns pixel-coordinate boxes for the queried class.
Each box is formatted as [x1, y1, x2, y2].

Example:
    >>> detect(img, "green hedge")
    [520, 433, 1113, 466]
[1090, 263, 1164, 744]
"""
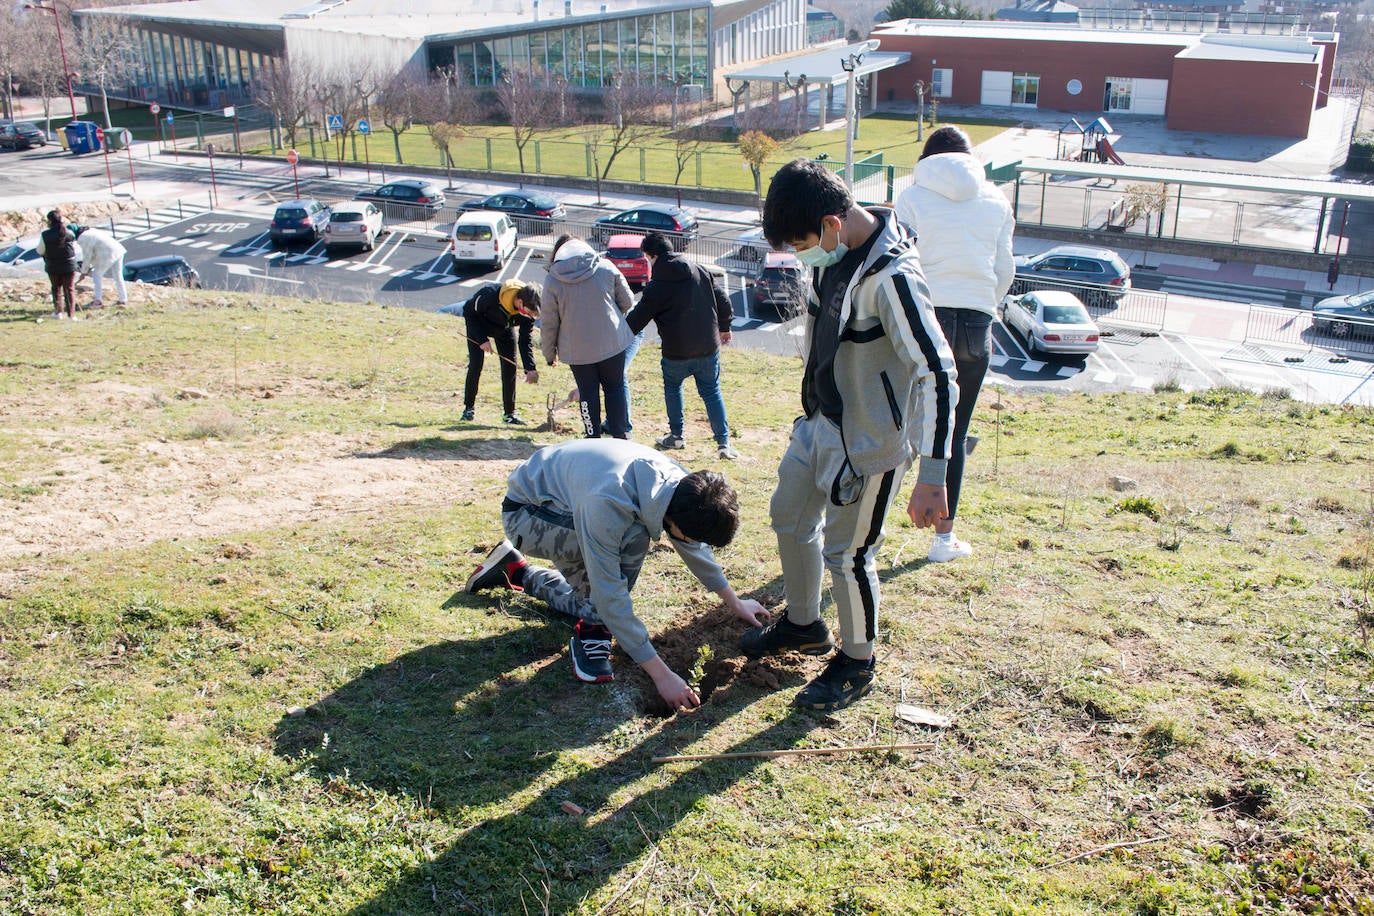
[1348, 132, 1374, 173]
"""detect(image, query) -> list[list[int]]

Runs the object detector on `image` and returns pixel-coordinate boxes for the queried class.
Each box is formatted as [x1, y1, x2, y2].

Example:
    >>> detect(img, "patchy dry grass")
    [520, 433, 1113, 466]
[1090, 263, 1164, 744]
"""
[0, 283, 1371, 915]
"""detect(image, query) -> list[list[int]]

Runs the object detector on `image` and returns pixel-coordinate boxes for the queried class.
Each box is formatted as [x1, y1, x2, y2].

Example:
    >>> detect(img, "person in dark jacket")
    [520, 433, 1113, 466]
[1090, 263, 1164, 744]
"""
[36, 209, 80, 320]
[460, 279, 541, 425]
[627, 232, 738, 460]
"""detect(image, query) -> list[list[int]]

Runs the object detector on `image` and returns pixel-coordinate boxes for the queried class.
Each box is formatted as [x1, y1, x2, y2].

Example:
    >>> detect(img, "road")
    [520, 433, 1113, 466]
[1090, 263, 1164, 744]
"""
[5, 146, 1373, 405]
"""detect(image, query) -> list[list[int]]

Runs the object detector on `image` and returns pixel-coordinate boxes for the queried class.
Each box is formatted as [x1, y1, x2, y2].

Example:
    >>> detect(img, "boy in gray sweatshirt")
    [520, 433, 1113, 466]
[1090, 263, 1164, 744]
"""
[466, 439, 767, 711]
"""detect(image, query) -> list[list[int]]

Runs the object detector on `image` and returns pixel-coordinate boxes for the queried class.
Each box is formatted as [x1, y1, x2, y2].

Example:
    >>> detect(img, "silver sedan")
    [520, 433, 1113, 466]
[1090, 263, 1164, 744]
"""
[1001, 289, 1101, 357]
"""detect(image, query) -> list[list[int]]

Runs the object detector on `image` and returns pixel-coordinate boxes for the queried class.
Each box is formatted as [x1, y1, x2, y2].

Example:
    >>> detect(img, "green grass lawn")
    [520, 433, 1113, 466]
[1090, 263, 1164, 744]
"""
[251, 114, 1016, 193]
[0, 282, 1371, 915]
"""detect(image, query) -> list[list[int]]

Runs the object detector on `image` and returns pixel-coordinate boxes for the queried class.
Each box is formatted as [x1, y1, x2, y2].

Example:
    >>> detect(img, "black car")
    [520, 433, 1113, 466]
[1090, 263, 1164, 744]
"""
[750, 251, 809, 320]
[354, 179, 446, 220]
[458, 189, 566, 233]
[270, 198, 330, 246]
[592, 204, 698, 250]
[0, 120, 47, 151]
[1011, 245, 1132, 307]
[123, 255, 201, 287]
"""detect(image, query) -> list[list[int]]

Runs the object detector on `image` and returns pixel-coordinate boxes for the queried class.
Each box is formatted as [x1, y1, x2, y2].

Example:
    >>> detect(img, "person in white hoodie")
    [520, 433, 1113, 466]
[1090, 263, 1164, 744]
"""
[894, 126, 1014, 564]
[74, 227, 129, 309]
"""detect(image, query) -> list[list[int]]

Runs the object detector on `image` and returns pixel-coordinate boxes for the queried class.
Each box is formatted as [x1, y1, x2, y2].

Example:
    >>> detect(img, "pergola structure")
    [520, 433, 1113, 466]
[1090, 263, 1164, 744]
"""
[721, 41, 910, 133]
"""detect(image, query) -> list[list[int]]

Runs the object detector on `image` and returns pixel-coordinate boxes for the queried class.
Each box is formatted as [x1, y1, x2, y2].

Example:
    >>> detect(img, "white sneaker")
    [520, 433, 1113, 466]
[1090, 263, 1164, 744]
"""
[928, 536, 973, 563]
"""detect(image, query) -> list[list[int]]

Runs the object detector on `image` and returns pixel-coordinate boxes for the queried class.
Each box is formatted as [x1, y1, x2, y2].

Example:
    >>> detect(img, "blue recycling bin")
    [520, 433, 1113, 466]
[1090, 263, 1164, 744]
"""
[64, 120, 101, 155]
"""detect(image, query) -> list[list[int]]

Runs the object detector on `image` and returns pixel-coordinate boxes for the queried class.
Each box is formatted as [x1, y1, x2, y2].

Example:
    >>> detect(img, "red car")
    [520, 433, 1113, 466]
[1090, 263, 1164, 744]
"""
[604, 234, 650, 290]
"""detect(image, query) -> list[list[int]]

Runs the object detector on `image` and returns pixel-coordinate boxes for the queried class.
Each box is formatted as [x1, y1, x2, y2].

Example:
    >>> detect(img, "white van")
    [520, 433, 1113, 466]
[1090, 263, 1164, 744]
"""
[450, 211, 518, 269]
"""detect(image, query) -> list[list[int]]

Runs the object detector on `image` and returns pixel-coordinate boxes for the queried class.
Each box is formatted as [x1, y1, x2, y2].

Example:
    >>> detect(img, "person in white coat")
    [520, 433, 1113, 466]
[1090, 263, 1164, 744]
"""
[894, 126, 1014, 563]
[75, 227, 128, 308]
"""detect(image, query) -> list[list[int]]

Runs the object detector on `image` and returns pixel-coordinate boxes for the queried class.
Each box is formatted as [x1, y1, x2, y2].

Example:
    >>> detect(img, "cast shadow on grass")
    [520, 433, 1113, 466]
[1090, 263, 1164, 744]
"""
[356, 435, 541, 462]
[274, 602, 821, 914]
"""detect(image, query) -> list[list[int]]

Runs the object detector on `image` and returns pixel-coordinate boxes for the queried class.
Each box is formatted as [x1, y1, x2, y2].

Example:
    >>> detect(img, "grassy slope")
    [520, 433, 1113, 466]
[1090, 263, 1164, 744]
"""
[0, 287, 1371, 915]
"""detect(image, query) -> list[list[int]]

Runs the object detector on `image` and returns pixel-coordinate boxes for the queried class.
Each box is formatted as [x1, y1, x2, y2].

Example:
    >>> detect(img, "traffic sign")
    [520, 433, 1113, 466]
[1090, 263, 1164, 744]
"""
[327, 114, 344, 131]
[286, 149, 299, 165]
[95, 126, 104, 144]
[149, 102, 161, 115]
[356, 118, 370, 135]
[165, 111, 174, 124]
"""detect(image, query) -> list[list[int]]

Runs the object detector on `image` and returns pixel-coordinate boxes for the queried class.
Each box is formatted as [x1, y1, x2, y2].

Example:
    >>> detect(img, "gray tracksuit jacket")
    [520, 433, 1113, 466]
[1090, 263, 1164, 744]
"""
[504, 439, 729, 665]
[804, 208, 959, 483]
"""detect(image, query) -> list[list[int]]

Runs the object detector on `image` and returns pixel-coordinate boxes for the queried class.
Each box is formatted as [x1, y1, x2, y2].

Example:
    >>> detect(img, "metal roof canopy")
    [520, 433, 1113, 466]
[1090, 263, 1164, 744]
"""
[724, 42, 911, 87]
[1017, 158, 1374, 203]
[1016, 157, 1374, 254]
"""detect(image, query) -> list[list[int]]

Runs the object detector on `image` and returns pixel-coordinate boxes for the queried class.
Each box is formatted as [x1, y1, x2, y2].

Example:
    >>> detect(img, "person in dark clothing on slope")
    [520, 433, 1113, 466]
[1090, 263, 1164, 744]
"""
[459, 279, 541, 425]
[36, 209, 80, 320]
[627, 232, 738, 460]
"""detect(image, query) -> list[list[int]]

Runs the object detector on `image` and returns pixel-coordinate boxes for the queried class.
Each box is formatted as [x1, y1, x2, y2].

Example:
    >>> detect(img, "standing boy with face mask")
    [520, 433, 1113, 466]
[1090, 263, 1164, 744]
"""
[743, 158, 959, 711]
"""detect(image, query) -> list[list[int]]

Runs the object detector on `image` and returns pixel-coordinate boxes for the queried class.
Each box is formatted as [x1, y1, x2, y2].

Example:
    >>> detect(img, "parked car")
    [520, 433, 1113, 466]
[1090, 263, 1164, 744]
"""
[0, 120, 48, 150]
[750, 250, 808, 320]
[0, 235, 45, 273]
[270, 198, 330, 246]
[604, 234, 650, 289]
[1011, 244, 1131, 306]
[354, 179, 445, 219]
[1311, 288, 1374, 339]
[1000, 289, 1101, 357]
[450, 211, 518, 269]
[593, 204, 698, 250]
[457, 189, 565, 233]
[122, 255, 201, 288]
[322, 201, 384, 252]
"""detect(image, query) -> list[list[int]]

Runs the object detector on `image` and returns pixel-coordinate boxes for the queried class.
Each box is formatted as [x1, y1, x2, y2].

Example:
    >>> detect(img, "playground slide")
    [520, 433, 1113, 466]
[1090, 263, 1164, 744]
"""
[1098, 137, 1126, 165]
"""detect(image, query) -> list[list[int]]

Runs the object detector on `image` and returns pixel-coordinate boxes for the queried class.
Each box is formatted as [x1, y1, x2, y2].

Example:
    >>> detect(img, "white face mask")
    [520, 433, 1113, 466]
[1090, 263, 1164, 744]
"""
[794, 215, 848, 268]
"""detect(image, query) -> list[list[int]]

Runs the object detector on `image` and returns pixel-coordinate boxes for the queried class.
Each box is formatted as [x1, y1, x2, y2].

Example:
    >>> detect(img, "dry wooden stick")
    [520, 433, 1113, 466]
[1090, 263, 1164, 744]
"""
[651, 742, 934, 764]
[1038, 833, 1172, 870]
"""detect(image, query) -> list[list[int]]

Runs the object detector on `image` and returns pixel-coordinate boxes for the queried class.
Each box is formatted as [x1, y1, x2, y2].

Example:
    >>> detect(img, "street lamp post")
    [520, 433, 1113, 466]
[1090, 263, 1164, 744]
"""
[841, 40, 880, 191]
[24, 1, 78, 119]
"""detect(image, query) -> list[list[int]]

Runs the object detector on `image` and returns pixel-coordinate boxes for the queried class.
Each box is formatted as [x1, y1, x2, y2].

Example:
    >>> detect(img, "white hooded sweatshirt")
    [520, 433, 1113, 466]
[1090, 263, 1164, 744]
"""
[77, 228, 127, 276]
[894, 152, 1014, 318]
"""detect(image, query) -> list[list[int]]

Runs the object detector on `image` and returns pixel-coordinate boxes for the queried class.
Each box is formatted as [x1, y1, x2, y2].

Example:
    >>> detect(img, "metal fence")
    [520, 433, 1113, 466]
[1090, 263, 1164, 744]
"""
[1012, 176, 1343, 256]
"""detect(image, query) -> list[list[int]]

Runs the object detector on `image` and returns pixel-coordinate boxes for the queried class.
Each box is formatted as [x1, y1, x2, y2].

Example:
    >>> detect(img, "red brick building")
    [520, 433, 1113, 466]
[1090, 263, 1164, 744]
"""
[870, 21, 1337, 138]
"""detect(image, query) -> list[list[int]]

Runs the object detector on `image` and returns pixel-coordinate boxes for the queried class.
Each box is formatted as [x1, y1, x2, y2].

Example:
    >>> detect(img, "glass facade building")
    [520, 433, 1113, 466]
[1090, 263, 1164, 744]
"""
[428, 8, 712, 89]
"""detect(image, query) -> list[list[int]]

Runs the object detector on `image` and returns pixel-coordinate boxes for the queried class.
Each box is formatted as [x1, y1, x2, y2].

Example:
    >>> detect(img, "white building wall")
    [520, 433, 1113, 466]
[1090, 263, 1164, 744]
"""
[713, 0, 806, 69]
[284, 26, 426, 79]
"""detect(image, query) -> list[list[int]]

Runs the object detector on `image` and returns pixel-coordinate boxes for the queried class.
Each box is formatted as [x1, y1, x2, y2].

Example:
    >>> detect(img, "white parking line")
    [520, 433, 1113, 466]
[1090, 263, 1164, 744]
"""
[324, 260, 349, 269]
[369, 265, 393, 275]
[346, 261, 372, 271]
[170, 238, 193, 246]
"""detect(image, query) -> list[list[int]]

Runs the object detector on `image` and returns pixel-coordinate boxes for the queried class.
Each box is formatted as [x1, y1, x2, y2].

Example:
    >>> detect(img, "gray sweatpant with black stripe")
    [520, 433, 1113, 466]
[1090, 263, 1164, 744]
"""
[770, 413, 907, 661]
[501, 504, 650, 626]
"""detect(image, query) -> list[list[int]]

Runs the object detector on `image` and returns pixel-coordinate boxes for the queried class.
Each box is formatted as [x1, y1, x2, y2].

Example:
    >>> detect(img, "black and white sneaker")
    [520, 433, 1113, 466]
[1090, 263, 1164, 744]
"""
[570, 620, 614, 683]
[794, 653, 876, 711]
[464, 539, 526, 593]
[460, 408, 475, 422]
[503, 414, 526, 425]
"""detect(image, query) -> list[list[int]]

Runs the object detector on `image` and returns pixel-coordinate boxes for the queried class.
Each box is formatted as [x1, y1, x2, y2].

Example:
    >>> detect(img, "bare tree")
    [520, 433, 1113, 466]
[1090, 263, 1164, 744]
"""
[374, 70, 421, 163]
[671, 125, 708, 186]
[252, 57, 315, 151]
[496, 68, 554, 173]
[316, 58, 373, 167]
[414, 75, 477, 187]
[0, 4, 29, 120]
[595, 72, 666, 181]
[75, 15, 139, 129]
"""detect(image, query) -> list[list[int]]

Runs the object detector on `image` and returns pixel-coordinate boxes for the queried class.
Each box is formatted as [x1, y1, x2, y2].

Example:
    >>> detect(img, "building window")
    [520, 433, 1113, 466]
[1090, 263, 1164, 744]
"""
[1105, 76, 1132, 111]
[931, 67, 952, 99]
[1011, 72, 1039, 106]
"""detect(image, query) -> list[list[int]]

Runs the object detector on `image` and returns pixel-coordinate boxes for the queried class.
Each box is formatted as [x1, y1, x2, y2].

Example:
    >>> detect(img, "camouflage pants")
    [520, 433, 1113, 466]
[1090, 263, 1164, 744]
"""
[501, 502, 650, 625]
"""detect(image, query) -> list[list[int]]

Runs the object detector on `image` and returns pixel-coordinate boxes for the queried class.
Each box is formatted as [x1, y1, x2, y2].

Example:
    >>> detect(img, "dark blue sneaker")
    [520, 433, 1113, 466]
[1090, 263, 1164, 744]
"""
[465, 540, 526, 593]
[794, 653, 876, 711]
[570, 620, 614, 683]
